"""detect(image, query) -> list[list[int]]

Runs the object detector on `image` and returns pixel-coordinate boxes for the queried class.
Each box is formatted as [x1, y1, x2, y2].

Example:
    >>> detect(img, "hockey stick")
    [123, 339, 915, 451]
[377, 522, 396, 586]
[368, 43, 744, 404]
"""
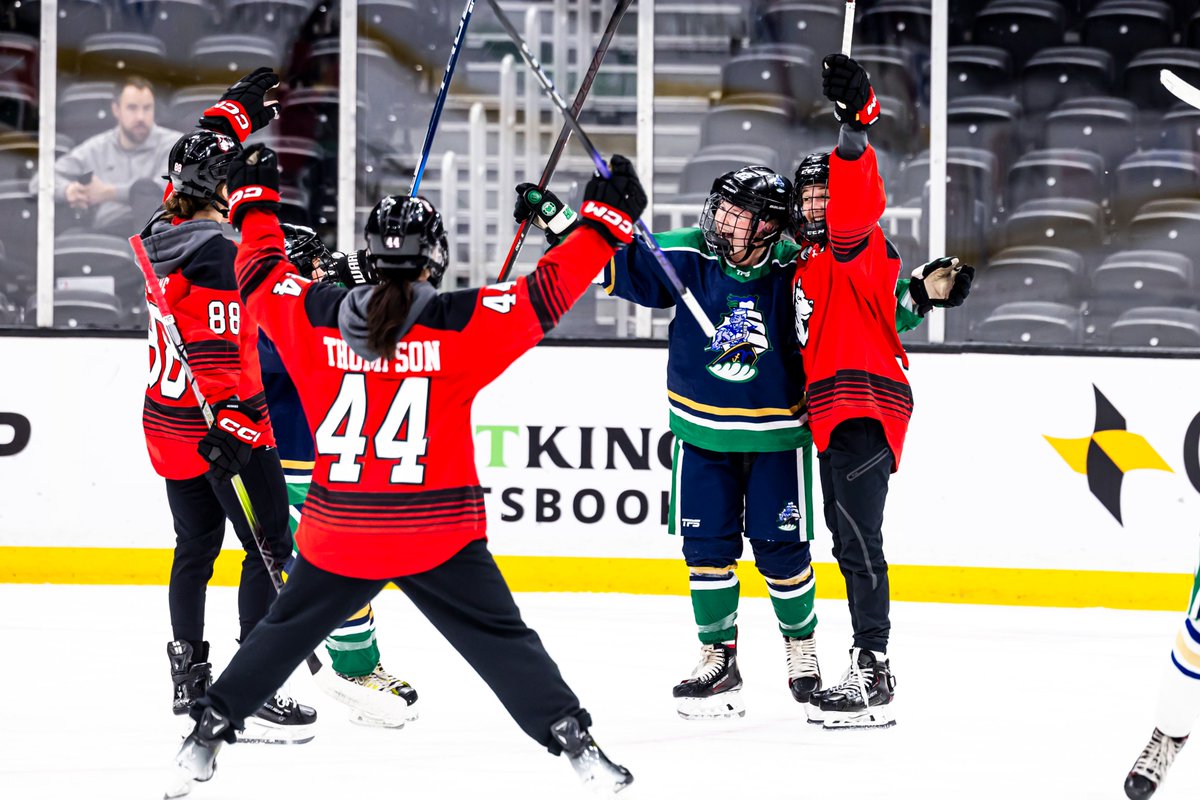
[410, 0, 476, 196]
[1161, 69, 1200, 111]
[484, 0, 718, 338]
[496, 0, 634, 282]
[131, 235, 412, 725]
[842, 0, 855, 56]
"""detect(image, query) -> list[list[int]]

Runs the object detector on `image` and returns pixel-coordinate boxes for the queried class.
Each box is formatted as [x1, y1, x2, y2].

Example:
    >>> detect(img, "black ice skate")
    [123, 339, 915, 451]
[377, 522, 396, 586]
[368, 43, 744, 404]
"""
[672, 642, 745, 720]
[167, 641, 211, 716]
[817, 647, 896, 729]
[1125, 728, 1188, 799]
[240, 692, 318, 745]
[550, 715, 633, 795]
[339, 663, 420, 728]
[784, 634, 821, 715]
[163, 707, 233, 798]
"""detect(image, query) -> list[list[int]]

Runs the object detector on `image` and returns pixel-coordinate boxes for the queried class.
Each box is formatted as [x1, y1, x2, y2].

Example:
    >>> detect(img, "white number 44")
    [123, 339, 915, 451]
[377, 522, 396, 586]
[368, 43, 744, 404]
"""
[482, 281, 518, 314]
[272, 277, 303, 297]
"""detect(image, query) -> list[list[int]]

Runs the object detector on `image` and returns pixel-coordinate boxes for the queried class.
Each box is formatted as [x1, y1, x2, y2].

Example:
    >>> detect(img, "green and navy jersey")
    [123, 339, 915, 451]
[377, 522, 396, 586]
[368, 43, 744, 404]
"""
[600, 227, 923, 454]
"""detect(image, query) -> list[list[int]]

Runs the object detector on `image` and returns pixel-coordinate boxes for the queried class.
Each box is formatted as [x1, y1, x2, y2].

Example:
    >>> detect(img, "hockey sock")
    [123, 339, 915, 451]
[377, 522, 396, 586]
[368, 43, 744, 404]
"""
[689, 565, 740, 645]
[1155, 617, 1200, 738]
[765, 567, 817, 638]
[326, 603, 381, 677]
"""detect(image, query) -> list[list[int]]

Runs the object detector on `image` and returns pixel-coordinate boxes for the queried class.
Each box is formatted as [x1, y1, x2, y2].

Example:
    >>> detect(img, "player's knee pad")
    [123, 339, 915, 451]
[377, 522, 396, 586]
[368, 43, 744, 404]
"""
[681, 532, 744, 568]
[749, 538, 812, 582]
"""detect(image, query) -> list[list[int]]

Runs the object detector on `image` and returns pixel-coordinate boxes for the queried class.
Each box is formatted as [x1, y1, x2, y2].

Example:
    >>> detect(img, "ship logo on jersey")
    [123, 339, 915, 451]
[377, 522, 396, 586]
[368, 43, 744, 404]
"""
[1044, 385, 1172, 525]
[794, 279, 814, 348]
[776, 501, 801, 532]
[707, 295, 770, 383]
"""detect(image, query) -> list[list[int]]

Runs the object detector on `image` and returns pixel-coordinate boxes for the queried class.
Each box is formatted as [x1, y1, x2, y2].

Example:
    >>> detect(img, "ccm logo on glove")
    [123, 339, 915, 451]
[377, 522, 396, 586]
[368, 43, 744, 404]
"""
[210, 100, 251, 134]
[580, 201, 633, 236]
[218, 415, 261, 443]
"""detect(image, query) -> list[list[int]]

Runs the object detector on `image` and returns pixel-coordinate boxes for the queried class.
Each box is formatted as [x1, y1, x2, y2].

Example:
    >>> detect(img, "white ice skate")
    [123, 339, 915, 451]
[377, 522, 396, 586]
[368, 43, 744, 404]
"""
[314, 661, 419, 728]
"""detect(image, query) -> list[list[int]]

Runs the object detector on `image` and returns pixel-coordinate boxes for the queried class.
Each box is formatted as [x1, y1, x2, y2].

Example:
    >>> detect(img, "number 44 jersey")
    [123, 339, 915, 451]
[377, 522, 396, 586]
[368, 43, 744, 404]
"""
[234, 209, 622, 580]
[140, 216, 274, 480]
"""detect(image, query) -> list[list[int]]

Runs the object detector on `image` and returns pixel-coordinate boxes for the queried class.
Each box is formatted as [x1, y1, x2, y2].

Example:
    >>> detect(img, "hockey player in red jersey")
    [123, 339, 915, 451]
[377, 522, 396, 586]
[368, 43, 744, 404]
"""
[788, 54, 971, 729]
[164, 145, 646, 798]
[141, 70, 315, 742]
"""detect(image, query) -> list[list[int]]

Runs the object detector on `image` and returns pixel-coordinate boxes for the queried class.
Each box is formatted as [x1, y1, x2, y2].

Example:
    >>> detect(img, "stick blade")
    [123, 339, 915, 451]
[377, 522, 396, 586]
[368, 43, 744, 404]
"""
[1161, 68, 1200, 111]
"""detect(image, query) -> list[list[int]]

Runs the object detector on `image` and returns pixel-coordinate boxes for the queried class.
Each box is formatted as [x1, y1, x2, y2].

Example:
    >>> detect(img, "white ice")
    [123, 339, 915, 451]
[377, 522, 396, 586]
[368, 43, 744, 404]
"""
[0, 584, 1191, 800]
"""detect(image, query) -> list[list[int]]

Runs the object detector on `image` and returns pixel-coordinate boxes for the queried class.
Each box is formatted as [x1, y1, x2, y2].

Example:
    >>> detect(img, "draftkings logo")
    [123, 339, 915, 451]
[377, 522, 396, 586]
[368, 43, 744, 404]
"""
[1044, 385, 1172, 524]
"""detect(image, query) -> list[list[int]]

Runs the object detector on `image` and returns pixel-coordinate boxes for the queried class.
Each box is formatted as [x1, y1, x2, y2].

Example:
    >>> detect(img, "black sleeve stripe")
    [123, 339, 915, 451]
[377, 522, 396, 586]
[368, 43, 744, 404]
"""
[883, 236, 901, 262]
[236, 251, 278, 303]
[187, 340, 239, 355]
[303, 281, 348, 328]
[527, 263, 570, 332]
[831, 235, 872, 263]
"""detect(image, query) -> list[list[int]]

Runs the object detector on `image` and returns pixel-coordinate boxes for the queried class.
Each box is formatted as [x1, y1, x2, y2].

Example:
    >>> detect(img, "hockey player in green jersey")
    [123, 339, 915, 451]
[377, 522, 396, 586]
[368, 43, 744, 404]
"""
[513, 167, 924, 721]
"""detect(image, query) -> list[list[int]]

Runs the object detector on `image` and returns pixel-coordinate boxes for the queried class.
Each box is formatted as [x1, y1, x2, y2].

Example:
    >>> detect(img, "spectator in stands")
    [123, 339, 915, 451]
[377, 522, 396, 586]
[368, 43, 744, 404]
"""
[32, 76, 180, 234]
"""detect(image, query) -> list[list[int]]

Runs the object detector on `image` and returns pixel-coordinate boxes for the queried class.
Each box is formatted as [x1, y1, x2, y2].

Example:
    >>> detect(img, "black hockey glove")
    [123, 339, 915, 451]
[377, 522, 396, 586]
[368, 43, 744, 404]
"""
[513, 183, 579, 247]
[822, 54, 879, 131]
[326, 249, 379, 287]
[226, 144, 281, 231]
[577, 154, 647, 248]
[908, 256, 976, 316]
[199, 67, 281, 143]
[198, 399, 264, 481]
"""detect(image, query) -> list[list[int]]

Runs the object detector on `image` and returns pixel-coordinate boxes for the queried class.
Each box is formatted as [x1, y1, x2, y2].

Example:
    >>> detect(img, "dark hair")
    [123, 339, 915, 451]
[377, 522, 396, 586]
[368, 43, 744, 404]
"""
[163, 181, 224, 219]
[365, 277, 414, 359]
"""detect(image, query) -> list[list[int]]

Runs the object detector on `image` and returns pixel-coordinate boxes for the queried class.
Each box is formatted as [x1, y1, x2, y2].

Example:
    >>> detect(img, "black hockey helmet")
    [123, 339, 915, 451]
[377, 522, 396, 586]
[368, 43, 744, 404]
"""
[363, 195, 449, 289]
[791, 151, 831, 244]
[280, 223, 337, 279]
[698, 165, 792, 258]
[164, 129, 241, 212]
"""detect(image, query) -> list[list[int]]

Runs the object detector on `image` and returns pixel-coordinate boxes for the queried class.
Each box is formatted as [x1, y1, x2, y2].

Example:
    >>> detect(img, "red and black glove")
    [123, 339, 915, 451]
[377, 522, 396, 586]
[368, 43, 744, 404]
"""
[198, 399, 264, 481]
[822, 54, 879, 131]
[226, 144, 281, 230]
[577, 154, 647, 248]
[199, 67, 280, 143]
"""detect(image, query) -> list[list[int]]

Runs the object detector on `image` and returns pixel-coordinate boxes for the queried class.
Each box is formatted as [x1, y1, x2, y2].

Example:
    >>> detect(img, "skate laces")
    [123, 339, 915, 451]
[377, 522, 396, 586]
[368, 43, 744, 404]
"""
[1132, 730, 1186, 782]
[343, 665, 412, 695]
[272, 693, 298, 712]
[830, 650, 871, 703]
[689, 644, 727, 682]
[785, 637, 819, 679]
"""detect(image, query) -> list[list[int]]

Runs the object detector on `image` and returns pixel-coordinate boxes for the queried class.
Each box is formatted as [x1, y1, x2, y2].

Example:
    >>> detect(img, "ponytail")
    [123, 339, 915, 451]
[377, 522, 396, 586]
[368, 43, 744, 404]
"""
[365, 278, 414, 359]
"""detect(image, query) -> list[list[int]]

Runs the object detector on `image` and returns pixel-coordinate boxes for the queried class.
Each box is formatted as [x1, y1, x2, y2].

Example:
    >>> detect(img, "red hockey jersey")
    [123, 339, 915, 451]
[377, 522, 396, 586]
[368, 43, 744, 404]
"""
[791, 143, 912, 469]
[234, 209, 619, 579]
[142, 217, 274, 480]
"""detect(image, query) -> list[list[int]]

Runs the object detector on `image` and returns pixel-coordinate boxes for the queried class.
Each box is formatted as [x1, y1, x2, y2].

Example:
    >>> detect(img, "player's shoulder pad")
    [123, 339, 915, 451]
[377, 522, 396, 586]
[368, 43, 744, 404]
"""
[302, 280, 349, 328]
[414, 287, 482, 333]
[181, 236, 238, 290]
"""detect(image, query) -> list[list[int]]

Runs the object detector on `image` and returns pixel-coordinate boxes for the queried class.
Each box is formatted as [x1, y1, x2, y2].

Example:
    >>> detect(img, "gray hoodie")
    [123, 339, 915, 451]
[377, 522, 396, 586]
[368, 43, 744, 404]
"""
[338, 281, 439, 361]
[141, 216, 229, 279]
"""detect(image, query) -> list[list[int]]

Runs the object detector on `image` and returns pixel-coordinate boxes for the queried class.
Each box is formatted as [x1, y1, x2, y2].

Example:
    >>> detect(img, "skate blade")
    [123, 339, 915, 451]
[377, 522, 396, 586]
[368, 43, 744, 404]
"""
[349, 706, 418, 729]
[239, 718, 316, 745]
[804, 703, 824, 725]
[675, 690, 746, 721]
[821, 707, 895, 730]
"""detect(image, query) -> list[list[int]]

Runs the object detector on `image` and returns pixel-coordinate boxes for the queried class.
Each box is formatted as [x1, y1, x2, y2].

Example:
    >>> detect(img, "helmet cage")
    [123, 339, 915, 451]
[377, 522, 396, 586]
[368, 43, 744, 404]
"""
[280, 223, 337, 280]
[698, 166, 790, 259]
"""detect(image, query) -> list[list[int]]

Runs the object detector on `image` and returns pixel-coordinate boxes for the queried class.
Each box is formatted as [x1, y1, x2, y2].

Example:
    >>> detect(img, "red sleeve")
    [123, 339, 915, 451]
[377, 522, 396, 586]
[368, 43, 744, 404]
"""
[454, 223, 618, 391]
[169, 268, 241, 406]
[235, 208, 319, 354]
[826, 143, 887, 262]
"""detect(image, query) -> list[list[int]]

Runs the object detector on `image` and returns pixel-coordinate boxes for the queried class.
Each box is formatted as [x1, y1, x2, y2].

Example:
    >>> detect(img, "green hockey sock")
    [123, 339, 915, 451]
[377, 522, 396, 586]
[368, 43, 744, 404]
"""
[766, 567, 817, 638]
[689, 566, 740, 645]
[325, 604, 381, 677]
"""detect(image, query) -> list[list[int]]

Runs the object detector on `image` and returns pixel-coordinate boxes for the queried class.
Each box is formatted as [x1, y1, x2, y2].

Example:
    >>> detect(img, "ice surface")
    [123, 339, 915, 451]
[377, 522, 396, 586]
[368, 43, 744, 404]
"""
[0, 584, 1192, 799]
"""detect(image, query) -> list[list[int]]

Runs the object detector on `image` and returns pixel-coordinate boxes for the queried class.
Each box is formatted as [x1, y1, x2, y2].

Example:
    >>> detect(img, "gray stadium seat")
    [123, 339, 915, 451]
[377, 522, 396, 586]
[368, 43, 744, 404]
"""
[1083, 0, 1173, 71]
[1109, 306, 1200, 346]
[859, 1, 933, 55]
[1114, 150, 1200, 224]
[1021, 47, 1115, 117]
[188, 35, 280, 85]
[1043, 96, 1138, 167]
[53, 232, 139, 300]
[972, 246, 1084, 318]
[0, 80, 35, 131]
[119, 0, 216, 40]
[57, 81, 117, 142]
[948, 95, 1022, 177]
[1007, 148, 1107, 210]
[972, 300, 1082, 344]
[700, 102, 796, 153]
[1002, 198, 1105, 260]
[26, 288, 125, 328]
[78, 32, 169, 80]
[948, 46, 1013, 97]
[1159, 104, 1200, 152]
[1127, 198, 1200, 254]
[0, 33, 38, 89]
[760, 3, 846, 53]
[973, 0, 1067, 71]
[720, 51, 813, 111]
[1087, 249, 1195, 337]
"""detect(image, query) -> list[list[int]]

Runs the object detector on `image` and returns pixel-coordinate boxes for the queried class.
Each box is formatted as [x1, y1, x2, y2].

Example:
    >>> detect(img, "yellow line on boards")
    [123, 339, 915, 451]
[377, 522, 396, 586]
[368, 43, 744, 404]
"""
[0, 547, 1190, 611]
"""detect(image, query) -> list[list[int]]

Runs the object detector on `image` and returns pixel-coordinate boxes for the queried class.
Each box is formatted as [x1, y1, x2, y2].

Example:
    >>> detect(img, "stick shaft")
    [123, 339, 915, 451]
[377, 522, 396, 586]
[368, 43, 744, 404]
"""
[411, 0, 476, 196]
[842, 0, 855, 56]
[497, 0, 634, 282]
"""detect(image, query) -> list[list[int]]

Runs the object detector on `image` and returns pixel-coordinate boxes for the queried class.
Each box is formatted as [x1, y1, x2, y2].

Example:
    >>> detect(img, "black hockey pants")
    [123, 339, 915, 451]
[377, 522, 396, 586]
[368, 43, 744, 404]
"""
[196, 539, 588, 753]
[818, 418, 894, 654]
[165, 447, 293, 647]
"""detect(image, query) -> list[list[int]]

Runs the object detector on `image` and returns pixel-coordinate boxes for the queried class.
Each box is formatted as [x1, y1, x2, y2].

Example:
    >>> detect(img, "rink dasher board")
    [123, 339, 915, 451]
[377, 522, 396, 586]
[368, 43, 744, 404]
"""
[1, 337, 1198, 609]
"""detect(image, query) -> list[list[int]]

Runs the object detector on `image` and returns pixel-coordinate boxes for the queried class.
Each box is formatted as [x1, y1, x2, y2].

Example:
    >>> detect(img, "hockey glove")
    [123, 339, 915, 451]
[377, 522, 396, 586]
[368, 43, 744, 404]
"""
[198, 399, 264, 481]
[226, 144, 281, 231]
[513, 183, 579, 246]
[908, 256, 976, 316]
[326, 249, 379, 287]
[199, 67, 281, 142]
[822, 54, 879, 131]
[577, 154, 647, 248]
